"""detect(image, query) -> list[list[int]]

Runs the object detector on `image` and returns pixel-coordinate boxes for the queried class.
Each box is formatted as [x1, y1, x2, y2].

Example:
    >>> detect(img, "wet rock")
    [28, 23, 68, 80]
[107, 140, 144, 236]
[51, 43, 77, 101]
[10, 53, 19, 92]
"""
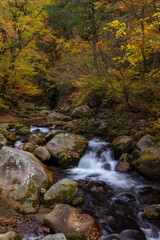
[131, 149, 140, 160]
[112, 135, 134, 158]
[44, 178, 78, 208]
[137, 134, 155, 152]
[0, 146, 53, 213]
[46, 133, 88, 168]
[34, 146, 51, 162]
[115, 153, 132, 172]
[29, 133, 44, 145]
[120, 229, 146, 240]
[48, 111, 71, 122]
[0, 231, 19, 240]
[45, 130, 61, 142]
[71, 105, 91, 119]
[42, 233, 66, 240]
[143, 147, 160, 154]
[0, 134, 7, 149]
[44, 204, 96, 236]
[18, 142, 36, 153]
[16, 127, 30, 136]
[133, 152, 160, 179]
[143, 204, 160, 220]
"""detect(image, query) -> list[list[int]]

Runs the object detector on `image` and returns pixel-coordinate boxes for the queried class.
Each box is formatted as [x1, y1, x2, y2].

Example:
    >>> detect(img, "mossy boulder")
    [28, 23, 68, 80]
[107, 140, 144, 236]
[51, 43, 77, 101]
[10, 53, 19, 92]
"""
[112, 135, 134, 158]
[48, 111, 71, 122]
[6, 133, 18, 145]
[44, 178, 78, 208]
[46, 133, 88, 168]
[16, 127, 30, 136]
[18, 142, 36, 153]
[29, 133, 44, 145]
[133, 152, 160, 179]
[0, 231, 19, 240]
[143, 204, 160, 220]
[34, 146, 51, 162]
[0, 146, 53, 213]
[44, 204, 97, 236]
[45, 130, 61, 142]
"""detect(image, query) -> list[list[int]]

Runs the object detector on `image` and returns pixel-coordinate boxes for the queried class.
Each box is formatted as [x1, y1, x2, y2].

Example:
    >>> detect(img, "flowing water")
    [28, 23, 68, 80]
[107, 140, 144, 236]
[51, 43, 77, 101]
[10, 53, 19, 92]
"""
[66, 138, 160, 240]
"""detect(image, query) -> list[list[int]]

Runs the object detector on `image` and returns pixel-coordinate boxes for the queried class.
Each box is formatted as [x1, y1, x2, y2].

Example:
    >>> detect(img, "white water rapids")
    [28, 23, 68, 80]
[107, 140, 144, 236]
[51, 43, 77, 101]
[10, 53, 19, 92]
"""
[66, 138, 160, 240]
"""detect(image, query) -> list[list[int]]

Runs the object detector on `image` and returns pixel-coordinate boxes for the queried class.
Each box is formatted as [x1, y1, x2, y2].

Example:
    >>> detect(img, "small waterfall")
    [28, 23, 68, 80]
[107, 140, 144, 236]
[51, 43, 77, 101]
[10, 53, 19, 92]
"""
[67, 138, 136, 189]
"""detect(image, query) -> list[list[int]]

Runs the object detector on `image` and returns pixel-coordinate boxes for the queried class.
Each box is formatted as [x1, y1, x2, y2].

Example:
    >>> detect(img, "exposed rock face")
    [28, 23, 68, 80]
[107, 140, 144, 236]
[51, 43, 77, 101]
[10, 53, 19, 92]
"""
[133, 152, 160, 179]
[112, 135, 134, 158]
[0, 134, 7, 149]
[0, 231, 19, 240]
[44, 178, 78, 208]
[46, 133, 88, 168]
[48, 111, 71, 121]
[115, 153, 132, 172]
[34, 146, 51, 162]
[143, 204, 160, 220]
[44, 204, 96, 236]
[137, 134, 155, 152]
[42, 234, 66, 240]
[0, 147, 53, 213]
[72, 105, 91, 118]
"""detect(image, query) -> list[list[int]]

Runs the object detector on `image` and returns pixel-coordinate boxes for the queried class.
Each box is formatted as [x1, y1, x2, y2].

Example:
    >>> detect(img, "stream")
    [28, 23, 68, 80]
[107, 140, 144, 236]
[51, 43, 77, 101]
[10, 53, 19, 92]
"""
[9, 126, 160, 239]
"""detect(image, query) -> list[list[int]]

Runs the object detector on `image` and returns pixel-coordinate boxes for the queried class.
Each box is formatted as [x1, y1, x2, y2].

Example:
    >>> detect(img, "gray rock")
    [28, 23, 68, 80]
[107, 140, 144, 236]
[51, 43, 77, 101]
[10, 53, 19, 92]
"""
[34, 146, 51, 162]
[44, 178, 78, 208]
[137, 134, 155, 152]
[48, 111, 71, 121]
[71, 105, 91, 118]
[0, 147, 53, 213]
[0, 231, 19, 240]
[45, 130, 60, 142]
[0, 134, 7, 149]
[42, 233, 66, 240]
[46, 133, 88, 168]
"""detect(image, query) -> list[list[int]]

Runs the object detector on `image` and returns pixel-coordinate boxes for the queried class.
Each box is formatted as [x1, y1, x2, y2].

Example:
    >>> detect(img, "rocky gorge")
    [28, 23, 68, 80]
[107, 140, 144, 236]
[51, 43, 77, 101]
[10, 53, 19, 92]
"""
[0, 105, 160, 240]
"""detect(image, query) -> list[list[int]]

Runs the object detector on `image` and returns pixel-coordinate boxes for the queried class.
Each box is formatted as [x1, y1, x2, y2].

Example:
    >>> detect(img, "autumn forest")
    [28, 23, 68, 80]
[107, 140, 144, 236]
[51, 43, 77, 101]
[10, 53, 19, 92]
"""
[0, 0, 159, 113]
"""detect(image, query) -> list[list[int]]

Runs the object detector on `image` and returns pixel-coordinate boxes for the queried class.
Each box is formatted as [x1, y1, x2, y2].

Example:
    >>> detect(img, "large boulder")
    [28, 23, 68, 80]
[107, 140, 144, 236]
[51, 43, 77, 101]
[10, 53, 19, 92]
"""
[34, 146, 51, 162]
[0, 231, 19, 240]
[44, 204, 97, 236]
[46, 133, 88, 168]
[71, 105, 91, 119]
[48, 112, 71, 122]
[16, 127, 30, 136]
[112, 135, 134, 158]
[143, 204, 160, 220]
[0, 134, 7, 149]
[0, 147, 53, 213]
[44, 178, 78, 208]
[133, 152, 160, 179]
[137, 134, 155, 152]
